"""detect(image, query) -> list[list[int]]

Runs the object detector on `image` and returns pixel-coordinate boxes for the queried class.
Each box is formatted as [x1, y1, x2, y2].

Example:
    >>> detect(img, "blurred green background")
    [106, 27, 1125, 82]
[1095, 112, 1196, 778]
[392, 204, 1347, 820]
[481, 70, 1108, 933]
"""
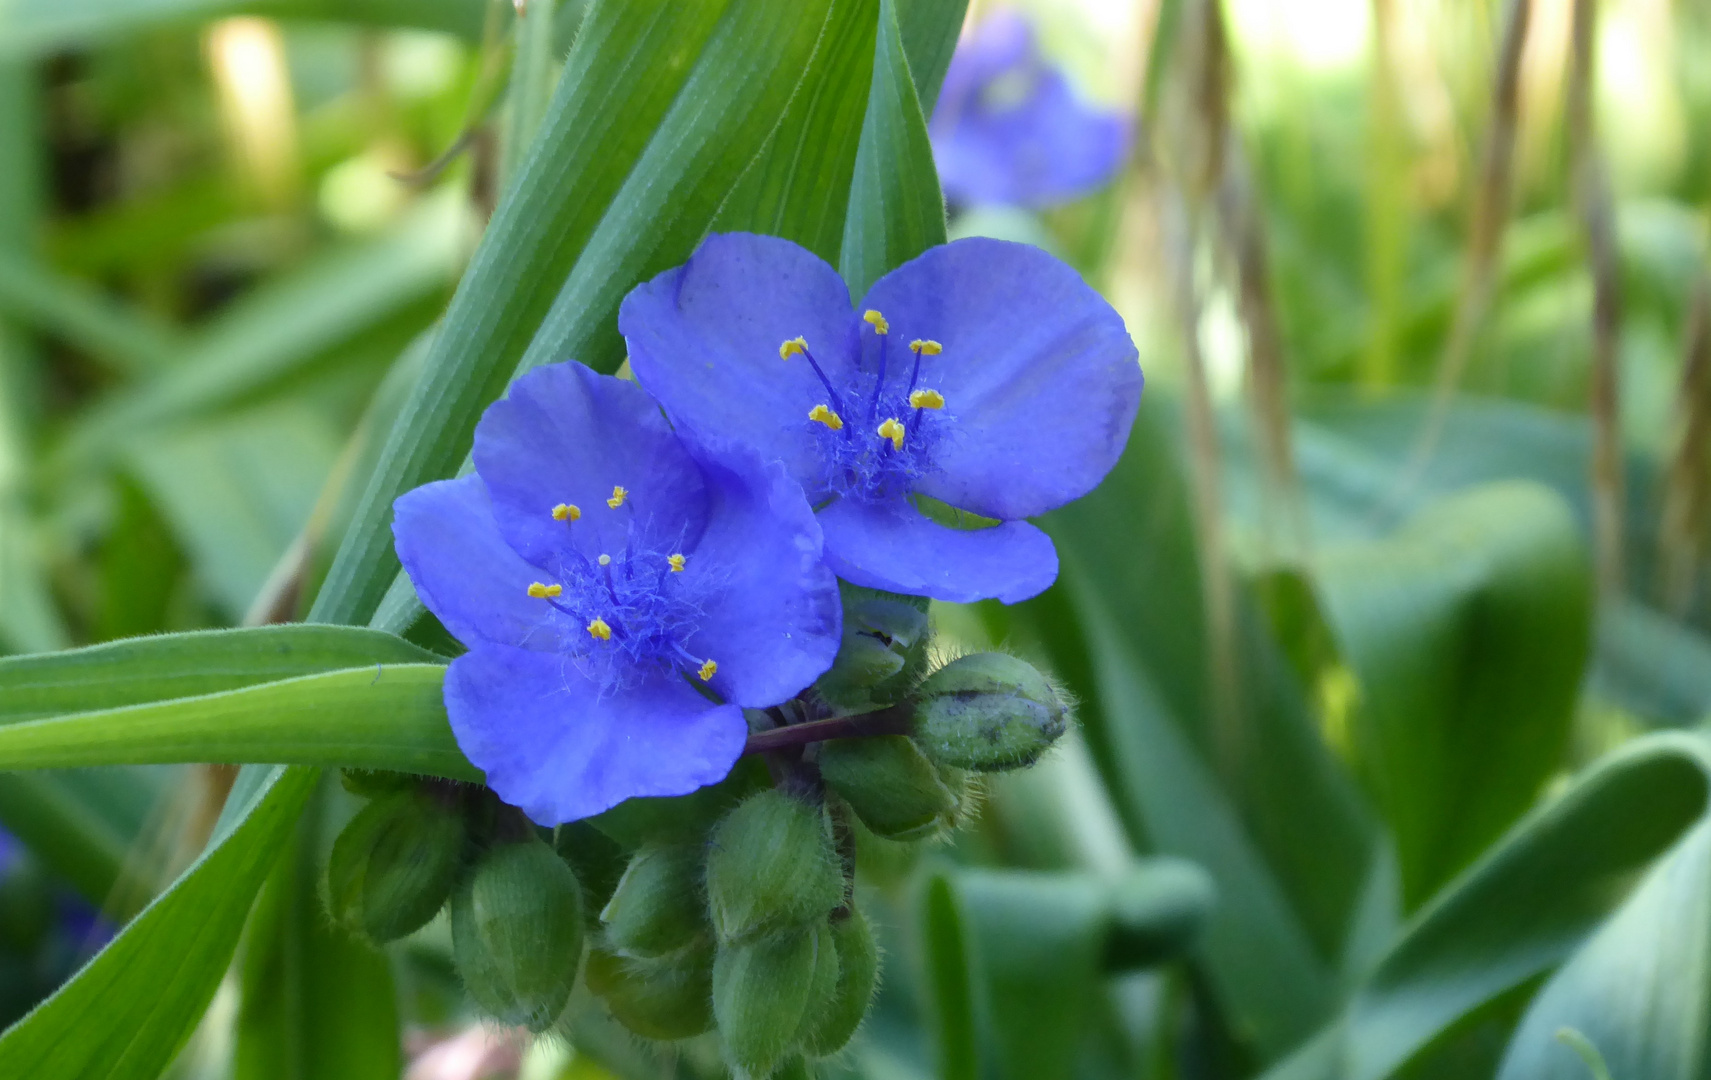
[1, 0, 1709, 1078]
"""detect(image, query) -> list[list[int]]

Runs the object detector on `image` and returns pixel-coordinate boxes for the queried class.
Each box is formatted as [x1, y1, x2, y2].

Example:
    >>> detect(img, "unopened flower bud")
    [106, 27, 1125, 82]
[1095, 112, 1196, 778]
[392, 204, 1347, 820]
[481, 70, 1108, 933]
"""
[911, 653, 1067, 772]
[451, 837, 586, 1029]
[712, 922, 837, 1077]
[706, 791, 842, 942]
[817, 589, 931, 710]
[584, 943, 715, 1040]
[327, 788, 465, 944]
[601, 844, 709, 957]
[800, 909, 879, 1057]
[817, 736, 959, 841]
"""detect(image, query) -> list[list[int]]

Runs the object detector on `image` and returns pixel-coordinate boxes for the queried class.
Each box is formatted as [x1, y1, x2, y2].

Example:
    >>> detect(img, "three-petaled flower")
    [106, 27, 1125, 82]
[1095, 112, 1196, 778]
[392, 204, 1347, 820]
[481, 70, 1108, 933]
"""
[393, 363, 842, 824]
[619, 232, 1142, 604]
[929, 9, 1129, 209]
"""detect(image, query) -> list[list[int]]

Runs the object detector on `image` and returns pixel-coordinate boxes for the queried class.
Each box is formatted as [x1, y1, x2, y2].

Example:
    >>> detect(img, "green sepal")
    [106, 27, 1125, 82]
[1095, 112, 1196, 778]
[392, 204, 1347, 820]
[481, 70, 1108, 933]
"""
[713, 922, 838, 1077]
[601, 843, 710, 958]
[817, 585, 932, 712]
[326, 786, 466, 944]
[800, 908, 878, 1057]
[584, 942, 715, 1041]
[818, 735, 958, 841]
[706, 790, 843, 942]
[451, 836, 586, 1030]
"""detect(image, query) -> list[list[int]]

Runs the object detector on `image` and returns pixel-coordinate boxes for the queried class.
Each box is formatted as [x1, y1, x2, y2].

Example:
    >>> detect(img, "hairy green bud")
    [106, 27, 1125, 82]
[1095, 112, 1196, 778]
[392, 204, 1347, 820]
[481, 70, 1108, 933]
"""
[912, 653, 1067, 772]
[800, 909, 878, 1057]
[706, 790, 843, 942]
[818, 589, 931, 710]
[584, 944, 715, 1040]
[818, 736, 959, 841]
[601, 843, 708, 957]
[451, 838, 585, 1029]
[713, 923, 837, 1077]
[327, 788, 465, 943]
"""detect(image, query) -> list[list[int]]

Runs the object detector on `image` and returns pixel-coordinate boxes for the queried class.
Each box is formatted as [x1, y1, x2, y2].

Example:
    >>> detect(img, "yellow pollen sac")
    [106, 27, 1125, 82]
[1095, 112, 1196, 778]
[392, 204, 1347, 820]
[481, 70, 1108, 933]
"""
[779, 336, 807, 360]
[527, 582, 562, 599]
[551, 503, 581, 522]
[587, 618, 612, 641]
[910, 388, 945, 410]
[668, 553, 686, 573]
[607, 485, 628, 509]
[598, 554, 612, 566]
[877, 417, 906, 451]
[698, 658, 718, 682]
[863, 310, 889, 335]
[909, 339, 942, 355]
[808, 404, 844, 431]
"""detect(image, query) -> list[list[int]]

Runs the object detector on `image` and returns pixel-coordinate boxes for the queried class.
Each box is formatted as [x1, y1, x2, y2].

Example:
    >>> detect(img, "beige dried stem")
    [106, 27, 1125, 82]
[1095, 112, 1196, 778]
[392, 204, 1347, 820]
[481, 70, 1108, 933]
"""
[1659, 278, 1711, 616]
[1216, 135, 1310, 564]
[1566, 0, 1625, 604]
[1394, 0, 1533, 509]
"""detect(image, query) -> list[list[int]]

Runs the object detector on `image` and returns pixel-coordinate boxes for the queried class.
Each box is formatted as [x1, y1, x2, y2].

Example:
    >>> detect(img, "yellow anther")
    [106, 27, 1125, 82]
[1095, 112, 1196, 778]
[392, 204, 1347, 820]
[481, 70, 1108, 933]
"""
[877, 417, 906, 451]
[527, 582, 562, 599]
[607, 485, 628, 509]
[909, 388, 945, 410]
[668, 553, 686, 573]
[551, 503, 580, 521]
[698, 658, 718, 682]
[909, 339, 942, 355]
[598, 554, 612, 566]
[587, 617, 612, 641]
[779, 336, 807, 360]
[808, 404, 844, 431]
[863, 310, 889, 335]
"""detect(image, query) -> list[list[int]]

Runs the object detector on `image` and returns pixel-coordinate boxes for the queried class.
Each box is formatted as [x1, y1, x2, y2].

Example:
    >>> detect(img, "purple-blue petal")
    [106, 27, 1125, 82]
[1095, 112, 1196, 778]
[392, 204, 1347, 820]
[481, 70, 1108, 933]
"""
[683, 444, 842, 707]
[930, 11, 1129, 208]
[473, 362, 709, 574]
[393, 476, 571, 651]
[621, 233, 861, 496]
[818, 496, 1059, 604]
[862, 237, 1141, 520]
[445, 645, 748, 825]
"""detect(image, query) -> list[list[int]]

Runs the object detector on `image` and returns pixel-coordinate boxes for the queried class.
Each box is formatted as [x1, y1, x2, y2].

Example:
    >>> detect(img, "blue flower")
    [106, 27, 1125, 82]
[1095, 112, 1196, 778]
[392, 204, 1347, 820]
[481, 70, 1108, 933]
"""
[619, 233, 1142, 604]
[393, 363, 842, 825]
[930, 10, 1129, 209]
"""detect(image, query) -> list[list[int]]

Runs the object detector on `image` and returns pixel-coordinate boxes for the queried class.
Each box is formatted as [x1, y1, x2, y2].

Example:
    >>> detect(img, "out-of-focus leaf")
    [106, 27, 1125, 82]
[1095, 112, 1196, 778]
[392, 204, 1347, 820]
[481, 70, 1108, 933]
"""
[0, 624, 437, 724]
[65, 194, 465, 463]
[921, 873, 978, 1080]
[124, 404, 341, 619]
[234, 780, 400, 1080]
[713, 0, 880, 264]
[1262, 731, 1711, 1080]
[1592, 598, 1711, 724]
[0, 769, 169, 918]
[0, 664, 475, 781]
[0, 764, 316, 1077]
[314, 0, 836, 628]
[0, 250, 180, 375]
[1316, 482, 1592, 907]
[0, 0, 488, 56]
[1018, 400, 1377, 1060]
[838, 0, 946, 298]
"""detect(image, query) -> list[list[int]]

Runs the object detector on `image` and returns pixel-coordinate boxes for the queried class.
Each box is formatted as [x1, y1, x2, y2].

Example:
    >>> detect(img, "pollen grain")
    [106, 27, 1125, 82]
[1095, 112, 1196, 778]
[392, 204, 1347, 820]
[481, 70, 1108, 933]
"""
[668, 553, 686, 573]
[587, 617, 612, 641]
[877, 417, 906, 450]
[909, 389, 945, 410]
[779, 336, 807, 360]
[551, 503, 580, 521]
[607, 485, 628, 509]
[808, 404, 844, 430]
[527, 582, 562, 599]
[909, 339, 942, 355]
[863, 309, 889, 335]
[697, 658, 718, 681]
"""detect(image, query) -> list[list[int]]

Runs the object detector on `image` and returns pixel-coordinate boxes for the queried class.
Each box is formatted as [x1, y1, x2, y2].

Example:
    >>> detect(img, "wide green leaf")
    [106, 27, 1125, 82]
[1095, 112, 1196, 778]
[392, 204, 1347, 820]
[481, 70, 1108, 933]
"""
[0, 664, 475, 780]
[838, 0, 947, 298]
[1315, 481, 1592, 906]
[0, 624, 438, 725]
[0, 764, 317, 1077]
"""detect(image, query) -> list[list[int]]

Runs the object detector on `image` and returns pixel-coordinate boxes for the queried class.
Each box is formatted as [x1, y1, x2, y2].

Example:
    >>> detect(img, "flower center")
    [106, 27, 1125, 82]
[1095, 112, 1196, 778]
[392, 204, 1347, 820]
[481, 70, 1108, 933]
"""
[522, 492, 717, 692]
[781, 314, 951, 502]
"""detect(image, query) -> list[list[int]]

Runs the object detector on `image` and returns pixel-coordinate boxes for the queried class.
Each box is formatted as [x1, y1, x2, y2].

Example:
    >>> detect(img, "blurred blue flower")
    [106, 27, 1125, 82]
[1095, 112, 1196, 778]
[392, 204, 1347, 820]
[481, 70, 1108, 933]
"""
[930, 10, 1129, 209]
[393, 362, 842, 825]
[620, 233, 1142, 604]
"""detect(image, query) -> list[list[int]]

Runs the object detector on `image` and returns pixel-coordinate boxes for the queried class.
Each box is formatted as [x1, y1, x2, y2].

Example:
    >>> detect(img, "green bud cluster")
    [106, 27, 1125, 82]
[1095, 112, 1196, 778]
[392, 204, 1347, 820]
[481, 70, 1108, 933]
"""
[816, 587, 931, 712]
[817, 735, 965, 841]
[587, 842, 717, 1039]
[326, 783, 467, 944]
[451, 836, 585, 1030]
